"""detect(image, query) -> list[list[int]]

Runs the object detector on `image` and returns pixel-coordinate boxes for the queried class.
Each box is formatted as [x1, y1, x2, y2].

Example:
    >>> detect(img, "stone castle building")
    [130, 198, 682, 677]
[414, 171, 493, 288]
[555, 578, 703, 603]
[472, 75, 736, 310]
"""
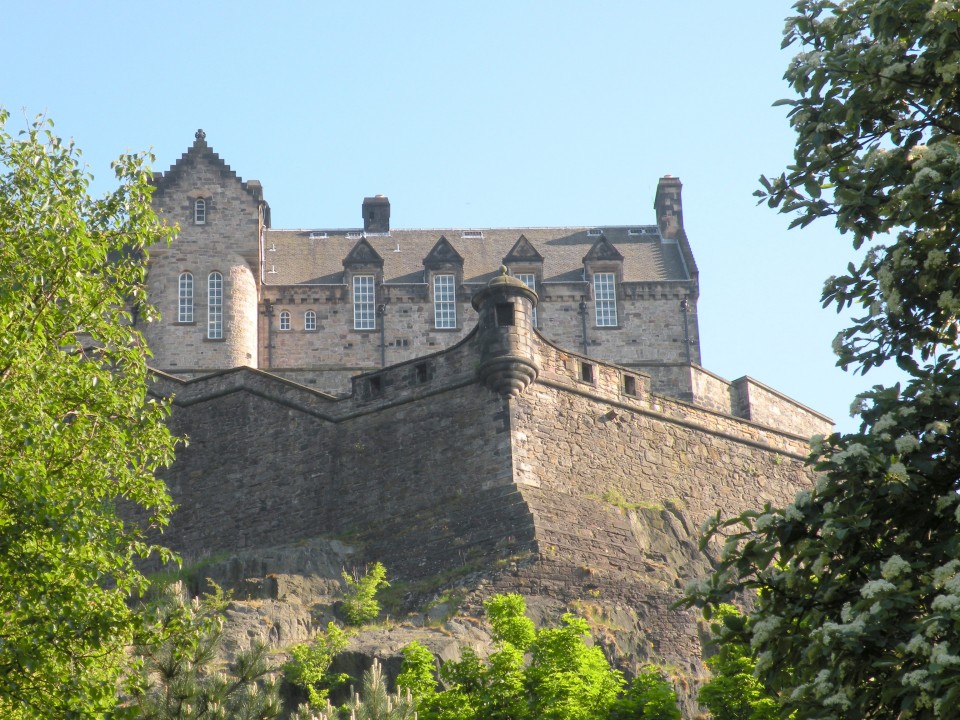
[142, 130, 831, 676]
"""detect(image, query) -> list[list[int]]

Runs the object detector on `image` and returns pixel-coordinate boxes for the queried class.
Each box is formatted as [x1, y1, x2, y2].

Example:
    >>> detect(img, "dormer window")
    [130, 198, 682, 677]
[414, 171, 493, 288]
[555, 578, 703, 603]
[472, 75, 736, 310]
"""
[194, 198, 206, 225]
[593, 272, 618, 327]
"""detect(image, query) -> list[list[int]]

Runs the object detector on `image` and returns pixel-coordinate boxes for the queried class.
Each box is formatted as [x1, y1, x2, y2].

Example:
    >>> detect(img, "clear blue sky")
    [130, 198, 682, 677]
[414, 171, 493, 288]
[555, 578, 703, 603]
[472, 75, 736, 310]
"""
[1, 1, 903, 434]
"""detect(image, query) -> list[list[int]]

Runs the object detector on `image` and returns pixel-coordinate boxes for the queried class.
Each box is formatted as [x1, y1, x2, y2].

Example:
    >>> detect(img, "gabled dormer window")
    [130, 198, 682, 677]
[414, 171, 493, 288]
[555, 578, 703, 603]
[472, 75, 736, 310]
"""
[434, 274, 457, 329]
[593, 272, 618, 327]
[194, 198, 206, 225]
[514, 272, 537, 327]
[353, 275, 376, 330]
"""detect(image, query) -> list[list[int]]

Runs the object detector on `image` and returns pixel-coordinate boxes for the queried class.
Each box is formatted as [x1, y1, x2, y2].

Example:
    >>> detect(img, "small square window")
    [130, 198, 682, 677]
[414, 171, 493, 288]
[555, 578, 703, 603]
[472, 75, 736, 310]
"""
[580, 361, 595, 384]
[623, 374, 637, 396]
[415, 363, 428, 383]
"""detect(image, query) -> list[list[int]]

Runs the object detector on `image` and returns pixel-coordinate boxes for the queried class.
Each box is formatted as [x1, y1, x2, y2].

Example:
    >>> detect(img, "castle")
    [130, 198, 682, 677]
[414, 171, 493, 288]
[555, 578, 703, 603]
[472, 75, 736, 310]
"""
[142, 130, 831, 675]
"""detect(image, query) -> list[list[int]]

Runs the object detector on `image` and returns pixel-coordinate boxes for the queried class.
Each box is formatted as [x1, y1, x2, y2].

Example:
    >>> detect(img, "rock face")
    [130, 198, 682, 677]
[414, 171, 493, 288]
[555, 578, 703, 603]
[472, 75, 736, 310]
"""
[173, 498, 717, 718]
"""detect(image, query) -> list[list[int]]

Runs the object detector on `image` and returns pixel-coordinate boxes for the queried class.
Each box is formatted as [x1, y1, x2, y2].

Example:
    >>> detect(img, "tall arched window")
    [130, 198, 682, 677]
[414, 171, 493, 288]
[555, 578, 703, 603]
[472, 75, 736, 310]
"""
[178, 272, 193, 323]
[194, 198, 206, 225]
[279, 310, 291, 331]
[207, 272, 223, 339]
[304, 310, 317, 331]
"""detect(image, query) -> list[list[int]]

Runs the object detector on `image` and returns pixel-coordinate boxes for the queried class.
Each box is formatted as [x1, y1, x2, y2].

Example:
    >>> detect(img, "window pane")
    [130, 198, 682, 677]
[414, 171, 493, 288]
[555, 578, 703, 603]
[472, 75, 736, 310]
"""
[515, 272, 537, 326]
[594, 272, 617, 327]
[279, 311, 291, 331]
[354, 275, 375, 330]
[434, 274, 456, 329]
[195, 199, 206, 225]
[208, 272, 223, 339]
[178, 272, 193, 323]
[304, 310, 316, 331]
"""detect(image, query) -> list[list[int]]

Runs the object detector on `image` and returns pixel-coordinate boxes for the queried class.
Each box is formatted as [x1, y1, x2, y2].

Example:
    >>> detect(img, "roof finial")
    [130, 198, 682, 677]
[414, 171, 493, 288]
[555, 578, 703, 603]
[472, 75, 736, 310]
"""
[500, 264, 509, 276]
[195, 129, 206, 141]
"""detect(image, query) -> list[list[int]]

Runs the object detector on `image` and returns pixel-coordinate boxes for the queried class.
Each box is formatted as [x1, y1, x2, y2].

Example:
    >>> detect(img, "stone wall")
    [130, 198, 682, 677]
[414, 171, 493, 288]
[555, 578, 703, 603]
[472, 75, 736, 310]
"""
[256, 280, 699, 396]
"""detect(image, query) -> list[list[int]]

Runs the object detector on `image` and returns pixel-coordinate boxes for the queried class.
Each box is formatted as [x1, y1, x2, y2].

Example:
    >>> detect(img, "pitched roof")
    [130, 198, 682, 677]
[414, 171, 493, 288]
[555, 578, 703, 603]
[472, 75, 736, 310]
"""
[262, 225, 690, 287]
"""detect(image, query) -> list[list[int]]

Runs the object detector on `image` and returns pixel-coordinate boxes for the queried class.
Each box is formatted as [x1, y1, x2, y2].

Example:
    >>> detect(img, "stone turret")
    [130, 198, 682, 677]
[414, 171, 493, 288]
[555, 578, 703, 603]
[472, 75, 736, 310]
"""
[471, 267, 540, 397]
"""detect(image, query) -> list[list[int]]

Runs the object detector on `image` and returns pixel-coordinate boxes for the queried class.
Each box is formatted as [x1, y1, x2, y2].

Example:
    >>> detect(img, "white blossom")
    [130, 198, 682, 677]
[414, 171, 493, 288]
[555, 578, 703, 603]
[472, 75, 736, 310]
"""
[881, 555, 911, 580]
[895, 434, 921, 454]
[861, 579, 896, 599]
[929, 643, 960, 666]
[888, 463, 909, 482]
[931, 594, 960, 612]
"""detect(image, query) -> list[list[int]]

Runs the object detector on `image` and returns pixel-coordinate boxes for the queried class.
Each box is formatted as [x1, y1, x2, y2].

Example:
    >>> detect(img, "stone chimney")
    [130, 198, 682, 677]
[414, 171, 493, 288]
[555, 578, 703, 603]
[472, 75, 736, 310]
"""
[471, 267, 540, 398]
[362, 195, 390, 233]
[654, 176, 684, 240]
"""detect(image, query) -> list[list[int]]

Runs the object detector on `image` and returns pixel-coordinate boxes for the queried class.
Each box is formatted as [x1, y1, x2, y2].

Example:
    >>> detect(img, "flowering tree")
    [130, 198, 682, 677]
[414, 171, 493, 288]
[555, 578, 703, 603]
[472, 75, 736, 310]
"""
[684, 1, 960, 717]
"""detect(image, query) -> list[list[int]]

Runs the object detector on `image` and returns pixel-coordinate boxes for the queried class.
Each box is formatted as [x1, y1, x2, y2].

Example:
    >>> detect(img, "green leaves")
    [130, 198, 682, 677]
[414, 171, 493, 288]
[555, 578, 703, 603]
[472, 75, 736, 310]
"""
[0, 110, 178, 717]
[687, 2, 960, 716]
[402, 593, 669, 720]
[340, 562, 390, 626]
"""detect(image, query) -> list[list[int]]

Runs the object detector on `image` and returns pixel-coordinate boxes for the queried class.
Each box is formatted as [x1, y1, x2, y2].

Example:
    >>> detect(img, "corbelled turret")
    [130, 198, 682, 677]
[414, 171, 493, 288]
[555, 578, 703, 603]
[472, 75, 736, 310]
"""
[471, 267, 540, 397]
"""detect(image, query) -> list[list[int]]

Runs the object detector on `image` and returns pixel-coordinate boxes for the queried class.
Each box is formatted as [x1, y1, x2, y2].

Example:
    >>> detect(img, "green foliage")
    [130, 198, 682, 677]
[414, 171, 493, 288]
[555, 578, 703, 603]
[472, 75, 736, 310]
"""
[306, 658, 416, 720]
[0, 111, 178, 717]
[608, 668, 681, 720]
[685, 1, 960, 717]
[696, 606, 779, 720]
[283, 622, 350, 708]
[404, 593, 659, 720]
[123, 581, 282, 719]
[396, 641, 438, 701]
[341, 562, 390, 626]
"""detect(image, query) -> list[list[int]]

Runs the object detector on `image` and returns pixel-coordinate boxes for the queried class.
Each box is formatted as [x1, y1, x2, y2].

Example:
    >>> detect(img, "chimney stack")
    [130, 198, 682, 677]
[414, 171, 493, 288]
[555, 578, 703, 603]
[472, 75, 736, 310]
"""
[654, 176, 684, 240]
[362, 195, 390, 233]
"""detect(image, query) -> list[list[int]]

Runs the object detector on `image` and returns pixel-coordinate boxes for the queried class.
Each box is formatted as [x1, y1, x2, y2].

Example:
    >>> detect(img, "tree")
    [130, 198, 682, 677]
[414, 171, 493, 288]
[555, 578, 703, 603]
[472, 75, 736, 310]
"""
[695, 606, 778, 720]
[123, 582, 282, 720]
[0, 111, 178, 717]
[283, 623, 350, 708]
[341, 562, 390, 626]
[684, 1, 960, 718]
[297, 658, 416, 720]
[607, 669, 681, 720]
[403, 593, 642, 720]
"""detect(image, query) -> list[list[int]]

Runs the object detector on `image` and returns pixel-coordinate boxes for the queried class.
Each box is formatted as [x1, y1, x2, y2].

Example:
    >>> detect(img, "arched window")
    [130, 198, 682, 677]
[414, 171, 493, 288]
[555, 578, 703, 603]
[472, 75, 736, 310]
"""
[279, 310, 291, 331]
[207, 272, 223, 339]
[304, 310, 317, 331]
[194, 198, 206, 225]
[178, 272, 194, 323]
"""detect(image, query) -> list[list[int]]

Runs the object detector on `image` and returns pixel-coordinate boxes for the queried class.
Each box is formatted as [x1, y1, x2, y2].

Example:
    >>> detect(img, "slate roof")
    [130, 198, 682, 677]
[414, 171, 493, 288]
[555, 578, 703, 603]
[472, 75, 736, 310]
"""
[262, 226, 691, 287]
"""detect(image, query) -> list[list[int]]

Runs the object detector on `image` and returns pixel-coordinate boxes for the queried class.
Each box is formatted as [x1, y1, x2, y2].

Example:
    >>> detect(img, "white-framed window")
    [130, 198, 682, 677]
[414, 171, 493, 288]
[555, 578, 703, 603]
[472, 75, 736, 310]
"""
[353, 275, 375, 330]
[515, 272, 537, 327]
[194, 198, 206, 225]
[178, 272, 194, 323]
[207, 272, 223, 339]
[304, 310, 317, 331]
[279, 310, 291, 331]
[593, 272, 617, 327]
[434, 274, 456, 329]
